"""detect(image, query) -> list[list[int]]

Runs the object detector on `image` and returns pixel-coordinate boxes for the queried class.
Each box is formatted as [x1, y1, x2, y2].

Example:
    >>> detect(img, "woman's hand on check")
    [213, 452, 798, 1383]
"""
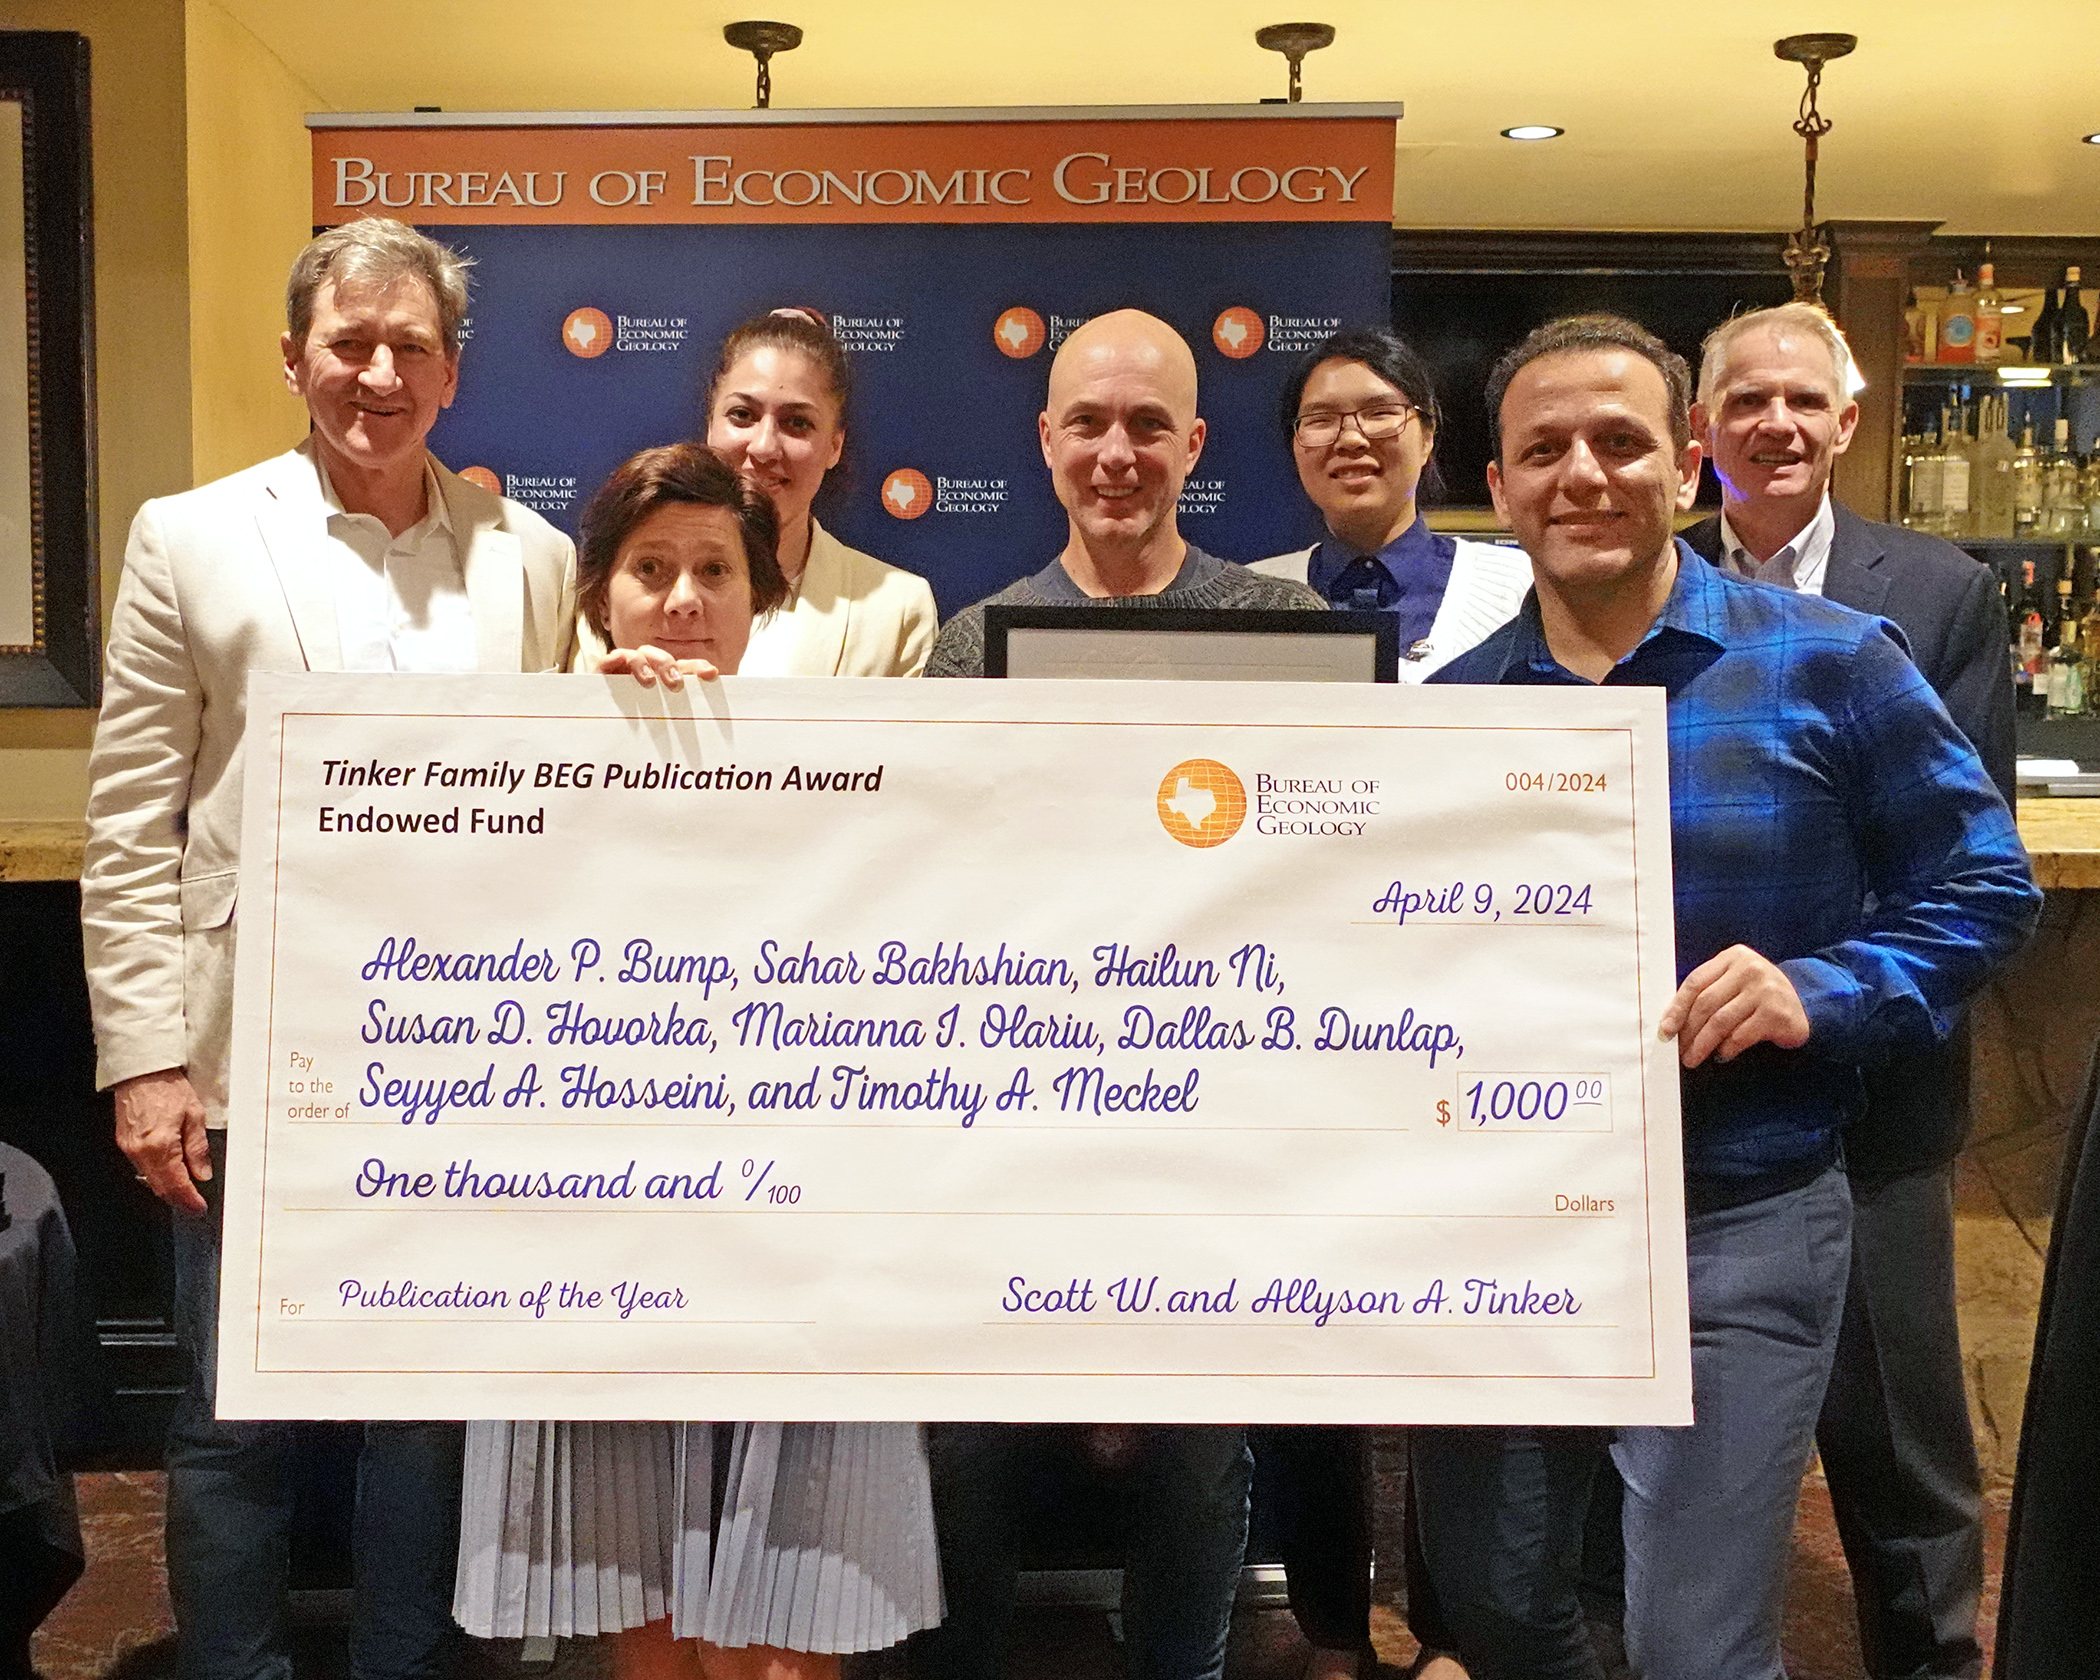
[595, 645, 721, 689]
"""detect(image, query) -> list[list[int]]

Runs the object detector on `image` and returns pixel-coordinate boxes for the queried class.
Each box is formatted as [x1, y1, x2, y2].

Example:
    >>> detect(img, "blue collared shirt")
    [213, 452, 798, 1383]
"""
[1307, 517, 1456, 647]
[1432, 541, 2039, 1199]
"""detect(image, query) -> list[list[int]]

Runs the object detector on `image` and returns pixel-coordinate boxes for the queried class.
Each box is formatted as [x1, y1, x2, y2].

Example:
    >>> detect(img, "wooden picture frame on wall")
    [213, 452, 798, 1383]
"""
[0, 31, 96, 707]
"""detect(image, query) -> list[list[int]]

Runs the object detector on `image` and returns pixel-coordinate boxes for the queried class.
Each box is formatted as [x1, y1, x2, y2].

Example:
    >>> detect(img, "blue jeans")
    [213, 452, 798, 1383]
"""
[908, 1423, 1251, 1680]
[1410, 1167, 1853, 1680]
[167, 1131, 464, 1680]
[1615, 1164, 1853, 1679]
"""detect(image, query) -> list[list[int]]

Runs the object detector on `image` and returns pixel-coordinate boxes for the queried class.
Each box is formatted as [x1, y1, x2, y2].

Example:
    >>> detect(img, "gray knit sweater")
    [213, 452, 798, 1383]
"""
[926, 546, 1326, 678]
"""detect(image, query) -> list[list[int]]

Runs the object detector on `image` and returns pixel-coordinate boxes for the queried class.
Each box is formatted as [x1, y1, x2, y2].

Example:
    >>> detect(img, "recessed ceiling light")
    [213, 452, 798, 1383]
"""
[1501, 125, 1564, 141]
[2084, 132, 2100, 145]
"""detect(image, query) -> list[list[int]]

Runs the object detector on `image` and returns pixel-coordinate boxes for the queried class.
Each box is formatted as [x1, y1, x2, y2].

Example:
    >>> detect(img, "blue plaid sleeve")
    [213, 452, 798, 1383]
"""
[1779, 622, 2039, 1060]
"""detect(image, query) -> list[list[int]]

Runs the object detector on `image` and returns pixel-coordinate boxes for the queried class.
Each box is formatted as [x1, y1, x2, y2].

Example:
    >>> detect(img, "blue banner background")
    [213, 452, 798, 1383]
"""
[422, 220, 1389, 615]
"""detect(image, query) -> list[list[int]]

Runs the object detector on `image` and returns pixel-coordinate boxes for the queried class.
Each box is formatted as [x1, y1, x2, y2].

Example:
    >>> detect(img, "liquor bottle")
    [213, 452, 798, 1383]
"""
[1903, 421, 1941, 533]
[2080, 568, 2100, 665]
[1976, 394, 2019, 539]
[1940, 272, 1977, 363]
[2046, 418, 2083, 536]
[1976, 262, 2005, 363]
[2017, 562, 2047, 715]
[1941, 401, 1975, 538]
[2032, 283, 2061, 365]
[2084, 453, 2100, 536]
[2049, 577, 2086, 716]
[2059, 266, 2091, 365]
[2013, 419, 2045, 534]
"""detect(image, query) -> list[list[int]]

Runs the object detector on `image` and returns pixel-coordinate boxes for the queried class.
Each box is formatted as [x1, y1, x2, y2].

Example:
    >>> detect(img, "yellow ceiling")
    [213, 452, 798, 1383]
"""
[215, 0, 2100, 234]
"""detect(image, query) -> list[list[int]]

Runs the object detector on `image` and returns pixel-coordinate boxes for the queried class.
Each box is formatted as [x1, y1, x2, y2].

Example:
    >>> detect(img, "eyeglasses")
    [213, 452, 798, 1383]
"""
[1293, 404, 1418, 448]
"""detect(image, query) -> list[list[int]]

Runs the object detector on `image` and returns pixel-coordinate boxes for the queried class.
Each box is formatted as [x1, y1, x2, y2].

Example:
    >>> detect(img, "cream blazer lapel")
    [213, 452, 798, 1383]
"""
[441, 462, 526, 672]
[746, 520, 852, 677]
[252, 446, 341, 672]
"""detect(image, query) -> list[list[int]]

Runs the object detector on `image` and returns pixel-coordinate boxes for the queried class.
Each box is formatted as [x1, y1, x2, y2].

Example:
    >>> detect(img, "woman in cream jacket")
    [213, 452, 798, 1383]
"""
[705, 307, 937, 679]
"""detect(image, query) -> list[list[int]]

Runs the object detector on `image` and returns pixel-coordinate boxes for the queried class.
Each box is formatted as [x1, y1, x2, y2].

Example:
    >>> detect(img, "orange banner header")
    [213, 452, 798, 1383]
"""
[310, 116, 1396, 227]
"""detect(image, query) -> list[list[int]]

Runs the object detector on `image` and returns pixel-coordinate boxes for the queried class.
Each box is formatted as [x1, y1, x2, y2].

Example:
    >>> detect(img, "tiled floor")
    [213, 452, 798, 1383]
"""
[26, 1459, 2014, 1680]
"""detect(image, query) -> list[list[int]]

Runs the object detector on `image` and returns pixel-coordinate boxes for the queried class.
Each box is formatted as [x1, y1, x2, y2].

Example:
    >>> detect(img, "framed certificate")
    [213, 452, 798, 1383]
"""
[983, 606, 1398, 683]
[0, 32, 97, 708]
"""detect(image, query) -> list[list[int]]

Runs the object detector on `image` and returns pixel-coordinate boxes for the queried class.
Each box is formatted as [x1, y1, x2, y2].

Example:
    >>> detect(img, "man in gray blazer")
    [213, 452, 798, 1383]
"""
[81, 218, 576, 1680]
[1682, 301, 2013, 1680]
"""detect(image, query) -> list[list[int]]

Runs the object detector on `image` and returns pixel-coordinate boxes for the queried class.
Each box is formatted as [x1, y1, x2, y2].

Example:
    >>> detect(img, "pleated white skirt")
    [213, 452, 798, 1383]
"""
[453, 1420, 943, 1650]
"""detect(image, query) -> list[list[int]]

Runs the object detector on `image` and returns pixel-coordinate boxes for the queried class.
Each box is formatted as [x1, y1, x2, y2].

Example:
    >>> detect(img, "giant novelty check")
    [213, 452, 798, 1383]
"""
[218, 672, 1689, 1424]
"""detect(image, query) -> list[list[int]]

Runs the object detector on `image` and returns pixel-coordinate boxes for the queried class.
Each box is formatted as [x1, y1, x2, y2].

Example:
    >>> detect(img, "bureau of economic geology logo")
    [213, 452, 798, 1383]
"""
[561, 305, 688, 357]
[561, 307, 614, 358]
[882, 465, 1008, 518]
[1156, 759, 1248, 849]
[881, 468, 933, 519]
[993, 306, 1047, 358]
[1212, 307, 1265, 359]
[456, 464, 580, 516]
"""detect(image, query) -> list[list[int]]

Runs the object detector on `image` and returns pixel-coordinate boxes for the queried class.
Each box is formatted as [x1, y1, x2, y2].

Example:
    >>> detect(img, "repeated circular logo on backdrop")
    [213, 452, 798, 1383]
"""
[561, 307, 614, 358]
[1156, 759, 1248, 849]
[457, 466, 502, 495]
[993, 307, 1047, 359]
[1212, 308, 1265, 359]
[881, 468, 934, 519]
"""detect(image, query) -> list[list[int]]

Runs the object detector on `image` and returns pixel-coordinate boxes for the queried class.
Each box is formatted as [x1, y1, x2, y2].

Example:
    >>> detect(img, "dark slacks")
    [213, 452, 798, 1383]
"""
[905, 1422, 1251, 1680]
[167, 1131, 464, 1680]
[0, 1503, 83, 1680]
[1817, 1163, 1984, 1679]
[1250, 1425, 1372, 1652]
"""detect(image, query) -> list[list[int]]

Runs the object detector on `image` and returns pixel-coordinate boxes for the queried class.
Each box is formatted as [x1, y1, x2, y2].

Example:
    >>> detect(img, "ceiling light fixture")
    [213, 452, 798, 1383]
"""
[1255, 22, 1336, 104]
[1773, 31, 1857, 305]
[724, 20, 802, 110]
[1501, 125, 1564, 141]
[2084, 132, 2100, 145]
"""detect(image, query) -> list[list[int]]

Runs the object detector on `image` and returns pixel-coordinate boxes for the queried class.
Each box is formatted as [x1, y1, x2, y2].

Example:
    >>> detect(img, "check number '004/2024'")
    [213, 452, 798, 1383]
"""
[1434, 1075, 1611, 1132]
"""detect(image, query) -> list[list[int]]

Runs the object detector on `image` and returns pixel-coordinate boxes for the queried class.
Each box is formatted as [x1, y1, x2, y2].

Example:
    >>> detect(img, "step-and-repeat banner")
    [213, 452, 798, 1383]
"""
[310, 109, 1398, 615]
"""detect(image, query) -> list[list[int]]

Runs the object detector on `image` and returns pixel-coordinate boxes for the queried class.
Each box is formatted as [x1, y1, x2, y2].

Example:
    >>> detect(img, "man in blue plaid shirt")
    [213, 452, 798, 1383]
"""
[1407, 315, 2038, 1680]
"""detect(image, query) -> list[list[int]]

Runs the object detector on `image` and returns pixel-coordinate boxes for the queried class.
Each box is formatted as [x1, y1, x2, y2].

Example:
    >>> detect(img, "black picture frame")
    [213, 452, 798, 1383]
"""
[0, 31, 97, 708]
[983, 606, 1400, 683]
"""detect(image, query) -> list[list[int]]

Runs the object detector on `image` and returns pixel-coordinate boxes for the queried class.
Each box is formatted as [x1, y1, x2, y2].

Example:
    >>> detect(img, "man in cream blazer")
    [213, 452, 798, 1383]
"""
[81, 219, 575, 1680]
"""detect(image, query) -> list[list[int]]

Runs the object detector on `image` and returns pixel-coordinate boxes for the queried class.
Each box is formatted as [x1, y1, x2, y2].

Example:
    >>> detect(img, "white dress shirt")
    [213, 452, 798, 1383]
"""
[1718, 492, 1835, 598]
[319, 458, 476, 673]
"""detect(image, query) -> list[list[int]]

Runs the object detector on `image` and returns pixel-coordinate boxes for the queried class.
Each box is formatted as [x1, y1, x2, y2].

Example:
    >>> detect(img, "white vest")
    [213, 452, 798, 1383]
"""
[1248, 537, 1533, 681]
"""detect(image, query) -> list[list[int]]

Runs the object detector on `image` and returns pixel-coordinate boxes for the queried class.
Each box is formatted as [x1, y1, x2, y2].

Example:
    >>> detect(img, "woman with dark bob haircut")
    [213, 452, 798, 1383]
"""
[573, 441, 790, 669]
[1250, 326, 1530, 683]
[454, 441, 945, 1674]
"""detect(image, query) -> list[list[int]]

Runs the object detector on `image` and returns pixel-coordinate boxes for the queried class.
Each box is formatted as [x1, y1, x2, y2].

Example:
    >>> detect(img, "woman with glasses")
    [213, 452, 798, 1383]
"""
[1252, 327, 1529, 683]
[1248, 328, 1525, 1680]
